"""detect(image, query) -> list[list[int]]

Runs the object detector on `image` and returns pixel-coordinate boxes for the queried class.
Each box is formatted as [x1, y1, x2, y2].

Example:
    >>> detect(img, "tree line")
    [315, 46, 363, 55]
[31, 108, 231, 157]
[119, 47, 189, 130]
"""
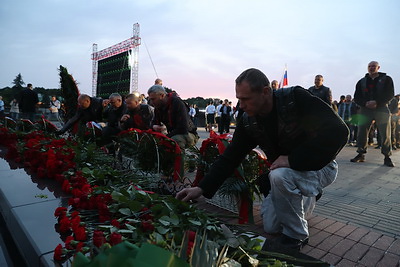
[0, 73, 62, 108]
[1, 73, 218, 109]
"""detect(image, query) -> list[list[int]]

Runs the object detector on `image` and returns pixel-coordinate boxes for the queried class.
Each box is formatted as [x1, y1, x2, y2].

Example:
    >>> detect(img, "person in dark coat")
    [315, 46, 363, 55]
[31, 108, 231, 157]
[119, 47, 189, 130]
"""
[177, 68, 348, 251]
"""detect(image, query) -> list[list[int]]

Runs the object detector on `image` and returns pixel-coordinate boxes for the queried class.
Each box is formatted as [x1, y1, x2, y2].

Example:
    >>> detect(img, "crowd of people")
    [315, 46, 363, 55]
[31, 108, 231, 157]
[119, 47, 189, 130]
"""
[1, 61, 395, 253]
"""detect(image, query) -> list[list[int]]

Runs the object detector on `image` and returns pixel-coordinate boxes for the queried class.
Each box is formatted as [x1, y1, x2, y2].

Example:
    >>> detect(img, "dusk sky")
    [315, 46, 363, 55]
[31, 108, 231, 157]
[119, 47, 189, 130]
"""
[1, 0, 399, 105]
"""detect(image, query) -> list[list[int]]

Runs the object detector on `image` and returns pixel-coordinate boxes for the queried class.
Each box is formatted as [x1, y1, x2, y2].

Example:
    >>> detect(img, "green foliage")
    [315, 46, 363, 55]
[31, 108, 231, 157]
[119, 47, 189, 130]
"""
[184, 97, 213, 109]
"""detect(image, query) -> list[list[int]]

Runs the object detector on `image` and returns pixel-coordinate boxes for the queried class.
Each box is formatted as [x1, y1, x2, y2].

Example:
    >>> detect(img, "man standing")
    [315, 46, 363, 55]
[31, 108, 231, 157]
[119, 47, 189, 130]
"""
[215, 100, 223, 134]
[338, 95, 357, 145]
[148, 85, 198, 149]
[308, 75, 332, 106]
[205, 101, 216, 132]
[350, 61, 395, 167]
[120, 93, 154, 130]
[220, 99, 232, 134]
[177, 68, 348, 251]
[19, 83, 40, 121]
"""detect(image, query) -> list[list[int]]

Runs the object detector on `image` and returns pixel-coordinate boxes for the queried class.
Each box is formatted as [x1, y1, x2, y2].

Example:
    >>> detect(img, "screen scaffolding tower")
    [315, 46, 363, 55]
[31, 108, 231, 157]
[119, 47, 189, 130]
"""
[91, 23, 141, 98]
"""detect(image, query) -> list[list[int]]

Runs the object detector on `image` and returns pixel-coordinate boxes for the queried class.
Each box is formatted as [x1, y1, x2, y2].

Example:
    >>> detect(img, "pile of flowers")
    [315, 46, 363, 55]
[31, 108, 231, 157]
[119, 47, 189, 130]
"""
[0, 120, 317, 266]
[0, 123, 270, 266]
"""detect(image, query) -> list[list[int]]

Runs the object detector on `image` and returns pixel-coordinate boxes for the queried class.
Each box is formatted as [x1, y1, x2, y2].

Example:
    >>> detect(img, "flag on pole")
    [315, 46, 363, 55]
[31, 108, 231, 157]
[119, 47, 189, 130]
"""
[278, 66, 288, 88]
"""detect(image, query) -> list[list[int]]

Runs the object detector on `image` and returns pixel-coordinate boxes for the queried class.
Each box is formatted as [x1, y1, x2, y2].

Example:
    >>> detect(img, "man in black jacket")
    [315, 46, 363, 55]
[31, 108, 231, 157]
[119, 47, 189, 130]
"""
[177, 68, 348, 251]
[120, 93, 154, 130]
[148, 85, 198, 149]
[56, 94, 106, 135]
[101, 93, 126, 145]
[350, 61, 395, 167]
[308, 75, 332, 106]
[19, 83, 40, 122]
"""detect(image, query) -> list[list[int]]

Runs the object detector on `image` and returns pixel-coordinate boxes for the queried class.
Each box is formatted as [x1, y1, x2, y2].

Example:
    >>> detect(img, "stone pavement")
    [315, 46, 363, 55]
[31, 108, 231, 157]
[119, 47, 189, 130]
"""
[196, 128, 400, 266]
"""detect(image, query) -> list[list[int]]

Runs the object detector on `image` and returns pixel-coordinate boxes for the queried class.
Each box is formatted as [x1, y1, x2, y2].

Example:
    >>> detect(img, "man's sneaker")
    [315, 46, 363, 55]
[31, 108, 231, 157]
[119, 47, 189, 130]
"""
[350, 153, 365, 163]
[384, 157, 395, 167]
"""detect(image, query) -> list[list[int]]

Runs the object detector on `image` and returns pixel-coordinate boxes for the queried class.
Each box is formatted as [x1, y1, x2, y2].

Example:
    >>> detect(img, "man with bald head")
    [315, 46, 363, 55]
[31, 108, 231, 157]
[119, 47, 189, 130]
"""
[120, 93, 154, 130]
[57, 94, 106, 135]
[351, 61, 395, 166]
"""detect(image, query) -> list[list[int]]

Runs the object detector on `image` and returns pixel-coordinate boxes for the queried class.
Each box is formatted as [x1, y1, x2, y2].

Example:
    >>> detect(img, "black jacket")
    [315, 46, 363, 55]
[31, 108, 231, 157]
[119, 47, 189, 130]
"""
[199, 87, 349, 198]
[19, 89, 39, 113]
[121, 104, 154, 130]
[308, 85, 332, 105]
[152, 93, 197, 138]
[354, 72, 394, 108]
[103, 103, 127, 128]
[59, 97, 104, 133]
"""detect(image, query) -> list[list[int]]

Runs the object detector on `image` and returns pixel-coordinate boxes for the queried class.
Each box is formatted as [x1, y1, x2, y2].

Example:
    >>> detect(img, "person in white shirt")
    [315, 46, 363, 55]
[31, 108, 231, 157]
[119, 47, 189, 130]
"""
[0, 96, 5, 118]
[48, 96, 62, 123]
[205, 101, 216, 132]
[188, 104, 196, 122]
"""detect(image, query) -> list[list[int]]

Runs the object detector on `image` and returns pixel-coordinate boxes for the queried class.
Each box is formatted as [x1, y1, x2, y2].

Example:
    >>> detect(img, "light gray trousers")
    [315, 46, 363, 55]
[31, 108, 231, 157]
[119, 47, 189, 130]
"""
[261, 160, 338, 240]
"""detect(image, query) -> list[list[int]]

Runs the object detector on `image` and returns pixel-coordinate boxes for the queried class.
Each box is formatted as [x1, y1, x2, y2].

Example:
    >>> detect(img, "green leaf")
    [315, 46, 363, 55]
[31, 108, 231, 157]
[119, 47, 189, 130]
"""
[128, 201, 143, 212]
[156, 226, 170, 234]
[125, 224, 137, 231]
[169, 214, 180, 225]
[158, 219, 170, 226]
[118, 229, 134, 234]
[188, 219, 201, 226]
[118, 208, 132, 216]
[81, 167, 92, 175]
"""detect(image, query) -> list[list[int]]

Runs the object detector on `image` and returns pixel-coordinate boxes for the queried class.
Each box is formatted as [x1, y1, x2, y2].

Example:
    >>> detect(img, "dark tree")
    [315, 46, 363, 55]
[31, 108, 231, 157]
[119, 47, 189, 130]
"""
[12, 73, 25, 88]
[59, 65, 80, 121]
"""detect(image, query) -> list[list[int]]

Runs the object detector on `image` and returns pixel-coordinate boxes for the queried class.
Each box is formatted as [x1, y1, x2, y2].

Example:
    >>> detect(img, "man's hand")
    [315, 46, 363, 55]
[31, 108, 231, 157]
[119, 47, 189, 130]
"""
[365, 100, 377, 109]
[120, 114, 130, 122]
[153, 125, 166, 132]
[176, 187, 203, 202]
[102, 99, 110, 107]
[270, 155, 290, 170]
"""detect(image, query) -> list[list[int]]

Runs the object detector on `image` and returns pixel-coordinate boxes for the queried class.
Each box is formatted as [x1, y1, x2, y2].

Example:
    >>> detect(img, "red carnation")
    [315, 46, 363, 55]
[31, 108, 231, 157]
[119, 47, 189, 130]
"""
[64, 236, 74, 250]
[74, 226, 87, 241]
[71, 216, 81, 232]
[75, 242, 84, 252]
[141, 220, 155, 232]
[59, 217, 71, 233]
[109, 232, 122, 246]
[111, 219, 120, 228]
[54, 207, 67, 218]
[93, 230, 106, 248]
[53, 244, 64, 261]
[71, 211, 80, 218]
